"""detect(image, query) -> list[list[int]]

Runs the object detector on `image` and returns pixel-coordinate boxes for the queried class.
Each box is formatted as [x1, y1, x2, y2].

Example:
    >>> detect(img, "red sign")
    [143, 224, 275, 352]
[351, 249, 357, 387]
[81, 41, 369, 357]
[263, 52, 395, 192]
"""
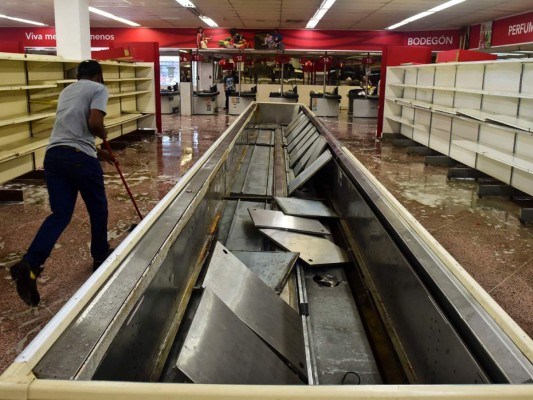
[491, 11, 533, 47]
[275, 55, 290, 63]
[0, 26, 467, 53]
[180, 53, 191, 62]
[191, 53, 203, 62]
[320, 56, 333, 64]
[234, 54, 247, 62]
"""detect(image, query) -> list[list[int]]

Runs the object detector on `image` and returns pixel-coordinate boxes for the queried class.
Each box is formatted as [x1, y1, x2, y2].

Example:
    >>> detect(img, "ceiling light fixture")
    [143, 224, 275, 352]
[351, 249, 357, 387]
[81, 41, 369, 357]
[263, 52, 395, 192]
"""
[199, 15, 218, 27]
[0, 14, 46, 26]
[89, 6, 141, 27]
[176, 0, 196, 7]
[306, 0, 336, 29]
[387, 0, 467, 30]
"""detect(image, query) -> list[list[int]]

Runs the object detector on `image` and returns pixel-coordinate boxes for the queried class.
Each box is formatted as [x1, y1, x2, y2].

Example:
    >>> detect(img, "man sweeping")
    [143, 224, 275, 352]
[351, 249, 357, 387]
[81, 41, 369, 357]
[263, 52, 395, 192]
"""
[10, 60, 114, 307]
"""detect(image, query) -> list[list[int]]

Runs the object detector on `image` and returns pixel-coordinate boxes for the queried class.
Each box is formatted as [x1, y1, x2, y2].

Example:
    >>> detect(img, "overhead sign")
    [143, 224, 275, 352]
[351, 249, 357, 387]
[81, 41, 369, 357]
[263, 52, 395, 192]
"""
[361, 57, 375, 65]
[403, 29, 459, 51]
[491, 11, 533, 47]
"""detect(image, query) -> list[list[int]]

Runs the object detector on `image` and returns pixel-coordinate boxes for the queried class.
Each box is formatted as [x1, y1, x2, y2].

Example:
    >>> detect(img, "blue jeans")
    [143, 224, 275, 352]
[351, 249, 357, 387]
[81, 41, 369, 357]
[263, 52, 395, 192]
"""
[24, 146, 109, 268]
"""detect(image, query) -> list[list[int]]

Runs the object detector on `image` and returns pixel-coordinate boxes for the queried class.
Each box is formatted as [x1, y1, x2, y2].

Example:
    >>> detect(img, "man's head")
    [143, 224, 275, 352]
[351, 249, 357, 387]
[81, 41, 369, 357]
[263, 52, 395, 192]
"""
[77, 60, 104, 84]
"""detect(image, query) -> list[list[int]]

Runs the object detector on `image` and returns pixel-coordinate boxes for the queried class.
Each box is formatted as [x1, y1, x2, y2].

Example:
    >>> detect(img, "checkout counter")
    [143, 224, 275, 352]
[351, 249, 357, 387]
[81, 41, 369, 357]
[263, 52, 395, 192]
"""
[309, 88, 341, 117]
[193, 85, 220, 115]
[348, 88, 379, 118]
[269, 86, 299, 103]
[160, 89, 180, 114]
[228, 86, 257, 115]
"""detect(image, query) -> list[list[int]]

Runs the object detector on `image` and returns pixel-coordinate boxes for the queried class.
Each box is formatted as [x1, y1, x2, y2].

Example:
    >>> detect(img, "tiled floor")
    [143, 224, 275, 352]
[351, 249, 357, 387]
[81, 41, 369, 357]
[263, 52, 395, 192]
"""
[0, 110, 531, 375]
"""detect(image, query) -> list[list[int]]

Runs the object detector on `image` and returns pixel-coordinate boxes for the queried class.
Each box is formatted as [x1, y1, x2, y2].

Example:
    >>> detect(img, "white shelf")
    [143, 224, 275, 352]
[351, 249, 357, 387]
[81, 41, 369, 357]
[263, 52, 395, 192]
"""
[0, 111, 56, 128]
[105, 77, 153, 82]
[388, 97, 457, 115]
[0, 84, 57, 91]
[104, 113, 150, 128]
[0, 135, 50, 163]
[0, 53, 156, 184]
[453, 140, 533, 172]
[390, 98, 533, 130]
[108, 90, 152, 99]
[384, 59, 533, 197]
[385, 114, 415, 128]
[388, 83, 533, 99]
[486, 115, 533, 133]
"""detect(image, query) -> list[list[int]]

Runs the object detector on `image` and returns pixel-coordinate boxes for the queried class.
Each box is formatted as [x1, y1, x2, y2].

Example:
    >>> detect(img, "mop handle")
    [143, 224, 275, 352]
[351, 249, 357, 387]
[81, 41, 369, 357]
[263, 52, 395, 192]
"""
[102, 138, 143, 221]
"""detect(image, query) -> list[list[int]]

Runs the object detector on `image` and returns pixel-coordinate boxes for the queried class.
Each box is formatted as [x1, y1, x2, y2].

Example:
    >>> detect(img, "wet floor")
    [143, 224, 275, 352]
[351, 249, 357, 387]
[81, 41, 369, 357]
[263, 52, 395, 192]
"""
[0, 110, 531, 375]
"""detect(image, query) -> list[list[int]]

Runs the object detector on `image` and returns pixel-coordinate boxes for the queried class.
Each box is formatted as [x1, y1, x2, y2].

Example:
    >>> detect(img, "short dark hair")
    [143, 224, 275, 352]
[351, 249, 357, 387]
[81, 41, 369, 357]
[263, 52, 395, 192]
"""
[77, 60, 103, 80]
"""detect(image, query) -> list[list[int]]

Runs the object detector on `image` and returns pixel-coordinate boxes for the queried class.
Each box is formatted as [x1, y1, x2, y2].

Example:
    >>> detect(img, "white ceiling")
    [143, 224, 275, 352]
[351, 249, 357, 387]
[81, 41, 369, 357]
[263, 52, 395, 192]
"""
[0, 0, 531, 31]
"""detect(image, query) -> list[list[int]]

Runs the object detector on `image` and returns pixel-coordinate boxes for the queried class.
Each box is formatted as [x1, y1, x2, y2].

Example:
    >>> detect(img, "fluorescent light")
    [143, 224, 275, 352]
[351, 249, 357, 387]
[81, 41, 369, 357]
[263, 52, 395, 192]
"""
[306, 0, 336, 29]
[199, 15, 218, 27]
[176, 0, 196, 7]
[428, 0, 467, 13]
[387, 0, 467, 30]
[89, 6, 140, 27]
[0, 14, 46, 26]
[387, 11, 433, 30]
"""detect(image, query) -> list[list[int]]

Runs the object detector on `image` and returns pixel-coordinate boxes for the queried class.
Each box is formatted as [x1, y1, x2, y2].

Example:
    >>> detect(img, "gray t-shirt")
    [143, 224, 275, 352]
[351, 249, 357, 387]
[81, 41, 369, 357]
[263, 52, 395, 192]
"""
[47, 79, 109, 158]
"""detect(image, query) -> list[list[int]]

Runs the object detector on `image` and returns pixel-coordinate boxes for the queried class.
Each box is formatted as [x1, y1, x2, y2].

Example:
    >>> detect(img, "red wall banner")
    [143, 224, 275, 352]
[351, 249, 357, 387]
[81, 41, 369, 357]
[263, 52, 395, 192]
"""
[0, 27, 462, 53]
[491, 11, 533, 47]
[470, 11, 533, 49]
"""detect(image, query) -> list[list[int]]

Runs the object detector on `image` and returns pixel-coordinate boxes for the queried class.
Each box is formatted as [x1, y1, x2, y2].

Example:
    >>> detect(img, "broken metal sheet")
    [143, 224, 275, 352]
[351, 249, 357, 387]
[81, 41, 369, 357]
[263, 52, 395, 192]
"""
[288, 124, 314, 153]
[248, 208, 330, 235]
[287, 119, 310, 143]
[289, 132, 320, 168]
[260, 229, 350, 266]
[294, 137, 327, 176]
[304, 136, 329, 171]
[274, 197, 339, 218]
[225, 200, 268, 251]
[289, 128, 318, 157]
[176, 289, 302, 384]
[202, 243, 307, 379]
[232, 250, 299, 294]
[286, 114, 306, 134]
[288, 150, 333, 195]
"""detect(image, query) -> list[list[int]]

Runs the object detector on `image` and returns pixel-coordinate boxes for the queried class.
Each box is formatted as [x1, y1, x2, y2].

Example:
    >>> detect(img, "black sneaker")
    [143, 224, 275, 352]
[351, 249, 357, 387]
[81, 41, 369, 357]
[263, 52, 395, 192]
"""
[93, 248, 115, 272]
[10, 259, 41, 307]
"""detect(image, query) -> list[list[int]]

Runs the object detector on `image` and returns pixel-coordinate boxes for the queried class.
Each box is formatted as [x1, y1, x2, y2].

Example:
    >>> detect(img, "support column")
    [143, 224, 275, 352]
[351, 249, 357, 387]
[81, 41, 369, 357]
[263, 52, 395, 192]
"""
[54, 0, 91, 60]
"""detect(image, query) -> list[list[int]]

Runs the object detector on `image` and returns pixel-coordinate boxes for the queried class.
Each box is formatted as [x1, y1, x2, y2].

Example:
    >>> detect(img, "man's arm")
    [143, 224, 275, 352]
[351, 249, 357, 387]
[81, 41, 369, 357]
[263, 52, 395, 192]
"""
[88, 109, 107, 139]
